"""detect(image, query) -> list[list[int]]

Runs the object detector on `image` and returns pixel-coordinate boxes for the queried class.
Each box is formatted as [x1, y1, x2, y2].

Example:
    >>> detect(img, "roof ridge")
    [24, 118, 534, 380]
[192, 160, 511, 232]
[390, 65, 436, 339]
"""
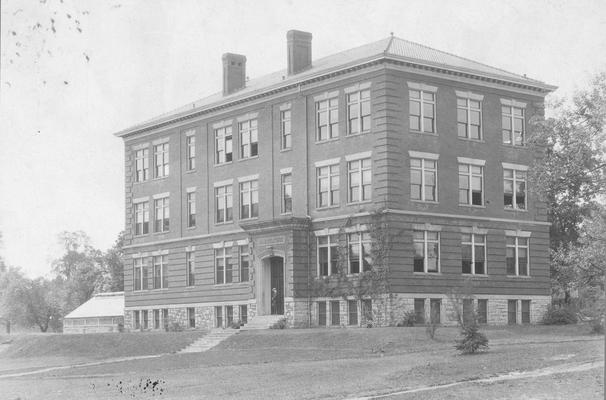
[390, 36, 544, 84]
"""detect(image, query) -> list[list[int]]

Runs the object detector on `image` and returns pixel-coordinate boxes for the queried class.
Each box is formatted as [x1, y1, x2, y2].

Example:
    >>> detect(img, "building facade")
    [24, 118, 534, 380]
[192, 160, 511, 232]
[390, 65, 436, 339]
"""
[115, 31, 556, 330]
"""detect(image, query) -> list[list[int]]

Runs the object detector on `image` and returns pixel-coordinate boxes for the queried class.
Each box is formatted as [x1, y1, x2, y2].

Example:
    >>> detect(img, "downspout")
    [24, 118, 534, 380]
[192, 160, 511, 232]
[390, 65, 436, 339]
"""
[302, 83, 313, 328]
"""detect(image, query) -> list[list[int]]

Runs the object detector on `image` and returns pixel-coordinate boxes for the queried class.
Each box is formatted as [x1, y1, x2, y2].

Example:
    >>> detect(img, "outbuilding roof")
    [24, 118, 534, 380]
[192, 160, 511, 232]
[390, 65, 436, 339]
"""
[115, 35, 556, 138]
[63, 292, 124, 319]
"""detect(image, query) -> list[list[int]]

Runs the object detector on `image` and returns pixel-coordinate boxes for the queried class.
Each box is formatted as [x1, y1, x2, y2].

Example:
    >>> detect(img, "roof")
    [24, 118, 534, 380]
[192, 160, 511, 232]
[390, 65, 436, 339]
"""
[63, 292, 124, 319]
[116, 36, 556, 138]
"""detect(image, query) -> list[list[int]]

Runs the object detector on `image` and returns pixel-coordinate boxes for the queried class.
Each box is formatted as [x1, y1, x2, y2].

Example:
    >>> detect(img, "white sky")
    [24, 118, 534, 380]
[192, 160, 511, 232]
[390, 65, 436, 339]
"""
[1, 0, 605, 278]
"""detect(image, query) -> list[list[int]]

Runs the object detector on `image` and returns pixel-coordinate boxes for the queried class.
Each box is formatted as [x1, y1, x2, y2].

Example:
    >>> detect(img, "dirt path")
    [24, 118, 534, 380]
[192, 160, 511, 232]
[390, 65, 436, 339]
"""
[347, 360, 604, 400]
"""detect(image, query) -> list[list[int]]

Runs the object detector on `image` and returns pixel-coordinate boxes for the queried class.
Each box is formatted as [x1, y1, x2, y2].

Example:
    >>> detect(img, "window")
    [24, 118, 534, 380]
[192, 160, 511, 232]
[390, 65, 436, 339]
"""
[133, 310, 140, 329]
[410, 158, 437, 202]
[316, 97, 339, 141]
[215, 184, 233, 223]
[186, 251, 195, 286]
[457, 98, 482, 140]
[348, 158, 372, 203]
[152, 255, 168, 289]
[521, 300, 530, 323]
[317, 234, 339, 276]
[215, 306, 223, 328]
[186, 134, 196, 170]
[463, 299, 474, 325]
[281, 173, 292, 214]
[142, 310, 149, 329]
[430, 299, 441, 324]
[133, 257, 147, 291]
[317, 164, 339, 208]
[134, 148, 149, 182]
[187, 308, 195, 328]
[414, 299, 425, 324]
[409, 89, 435, 133]
[348, 232, 372, 274]
[413, 231, 440, 273]
[362, 299, 372, 323]
[153, 143, 169, 178]
[348, 300, 358, 326]
[461, 233, 486, 275]
[318, 301, 327, 326]
[330, 301, 340, 326]
[502, 105, 525, 145]
[239, 119, 258, 159]
[134, 201, 149, 236]
[154, 197, 170, 232]
[226, 305, 234, 326]
[215, 247, 233, 284]
[504, 169, 527, 210]
[347, 89, 371, 135]
[281, 110, 292, 149]
[240, 305, 248, 324]
[458, 164, 484, 206]
[153, 309, 160, 329]
[477, 299, 488, 324]
[215, 126, 233, 164]
[239, 245, 249, 282]
[506, 236, 529, 276]
[508, 300, 517, 325]
[162, 309, 169, 330]
[240, 180, 259, 219]
[186, 192, 196, 228]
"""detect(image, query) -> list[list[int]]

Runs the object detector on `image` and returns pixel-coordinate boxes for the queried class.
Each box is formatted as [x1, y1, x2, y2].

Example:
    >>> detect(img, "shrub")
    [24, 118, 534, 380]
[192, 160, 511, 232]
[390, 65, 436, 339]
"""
[117, 323, 124, 333]
[425, 309, 440, 339]
[269, 318, 287, 329]
[167, 322, 184, 332]
[455, 322, 489, 354]
[229, 320, 242, 329]
[588, 317, 605, 334]
[542, 305, 578, 325]
[397, 310, 416, 327]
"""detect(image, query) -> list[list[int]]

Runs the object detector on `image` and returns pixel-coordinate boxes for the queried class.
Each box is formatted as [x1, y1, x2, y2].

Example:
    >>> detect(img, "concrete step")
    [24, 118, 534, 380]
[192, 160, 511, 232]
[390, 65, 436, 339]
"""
[240, 314, 285, 331]
[177, 329, 239, 354]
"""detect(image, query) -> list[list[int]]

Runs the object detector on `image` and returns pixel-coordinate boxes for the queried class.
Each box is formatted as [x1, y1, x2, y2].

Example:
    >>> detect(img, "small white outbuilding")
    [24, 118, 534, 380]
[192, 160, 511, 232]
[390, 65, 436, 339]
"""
[62, 292, 124, 334]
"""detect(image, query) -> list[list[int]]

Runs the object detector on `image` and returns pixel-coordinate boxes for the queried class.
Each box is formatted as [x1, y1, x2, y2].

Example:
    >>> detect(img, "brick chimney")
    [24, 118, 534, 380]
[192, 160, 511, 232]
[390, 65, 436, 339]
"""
[287, 30, 312, 75]
[222, 53, 247, 96]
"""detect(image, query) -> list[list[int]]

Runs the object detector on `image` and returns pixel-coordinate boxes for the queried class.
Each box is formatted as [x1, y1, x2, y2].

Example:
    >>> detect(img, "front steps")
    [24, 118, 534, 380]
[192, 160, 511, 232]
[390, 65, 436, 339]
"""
[240, 314, 285, 331]
[178, 329, 238, 354]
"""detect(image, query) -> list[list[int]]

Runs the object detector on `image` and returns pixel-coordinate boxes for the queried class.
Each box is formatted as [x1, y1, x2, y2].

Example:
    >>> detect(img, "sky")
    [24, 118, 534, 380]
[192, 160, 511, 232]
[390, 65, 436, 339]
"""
[1, 0, 605, 278]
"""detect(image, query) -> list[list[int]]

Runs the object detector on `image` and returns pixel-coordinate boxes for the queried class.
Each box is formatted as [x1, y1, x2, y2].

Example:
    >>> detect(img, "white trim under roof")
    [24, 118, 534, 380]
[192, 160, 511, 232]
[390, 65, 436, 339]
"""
[314, 157, 341, 168]
[455, 90, 484, 101]
[213, 240, 234, 249]
[213, 178, 234, 187]
[279, 102, 291, 111]
[236, 112, 259, 123]
[280, 167, 293, 174]
[408, 150, 439, 160]
[151, 249, 169, 256]
[238, 174, 259, 183]
[502, 162, 529, 171]
[460, 226, 489, 235]
[132, 142, 149, 151]
[132, 196, 149, 204]
[457, 157, 486, 166]
[152, 137, 170, 145]
[212, 119, 233, 129]
[505, 229, 532, 238]
[152, 192, 170, 199]
[407, 81, 438, 92]
[314, 227, 340, 236]
[183, 128, 196, 137]
[345, 151, 372, 162]
[186, 186, 196, 193]
[313, 90, 339, 102]
[344, 81, 372, 94]
[412, 223, 442, 232]
[501, 98, 527, 108]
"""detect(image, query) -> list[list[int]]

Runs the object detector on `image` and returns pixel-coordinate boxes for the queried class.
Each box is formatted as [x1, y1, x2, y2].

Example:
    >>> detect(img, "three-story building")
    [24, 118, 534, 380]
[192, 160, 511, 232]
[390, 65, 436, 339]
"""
[115, 31, 556, 330]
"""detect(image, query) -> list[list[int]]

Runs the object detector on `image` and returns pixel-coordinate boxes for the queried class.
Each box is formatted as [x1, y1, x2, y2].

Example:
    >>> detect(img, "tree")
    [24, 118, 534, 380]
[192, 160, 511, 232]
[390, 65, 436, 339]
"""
[101, 231, 125, 292]
[52, 231, 104, 312]
[0, 265, 28, 333]
[528, 72, 606, 300]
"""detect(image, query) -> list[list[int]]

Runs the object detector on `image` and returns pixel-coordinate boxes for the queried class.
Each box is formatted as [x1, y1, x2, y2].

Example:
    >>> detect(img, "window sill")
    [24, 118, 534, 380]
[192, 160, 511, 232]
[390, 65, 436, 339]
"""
[213, 282, 247, 287]
[457, 137, 484, 143]
[458, 204, 486, 209]
[152, 231, 170, 235]
[504, 207, 528, 213]
[152, 176, 168, 181]
[507, 275, 531, 279]
[347, 200, 372, 206]
[411, 200, 439, 205]
[186, 226, 196, 230]
[461, 273, 489, 278]
[214, 221, 235, 226]
[238, 155, 259, 162]
[413, 271, 441, 275]
[315, 137, 340, 145]
[240, 217, 259, 222]
[214, 161, 233, 167]
[345, 131, 371, 138]
[409, 130, 438, 137]
[184, 285, 196, 289]
[316, 205, 340, 211]
[133, 234, 150, 238]
[280, 148, 292, 153]
[502, 144, 528, 149]
[280, 212, 293, 216]
[185, 169, 196, 174]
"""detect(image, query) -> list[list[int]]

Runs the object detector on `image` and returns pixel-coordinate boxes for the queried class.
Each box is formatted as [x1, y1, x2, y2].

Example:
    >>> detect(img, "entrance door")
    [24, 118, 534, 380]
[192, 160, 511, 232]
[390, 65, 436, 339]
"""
[270, 257, 284, 315]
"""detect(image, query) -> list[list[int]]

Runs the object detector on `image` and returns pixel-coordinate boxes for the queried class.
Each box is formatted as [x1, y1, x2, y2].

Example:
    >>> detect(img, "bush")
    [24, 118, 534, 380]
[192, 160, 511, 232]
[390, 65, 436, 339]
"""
[397, 310, 416, 327]
[167, 322, 184, 332]
[425, 309, 440, 339]
[455, 323, 489, 354]
[269, 318, 287, 329]
[117, 323, 124, 333]
[588, 317, 605, 334]
[229, 320, 242, 329]
[542, 305, 578, 325]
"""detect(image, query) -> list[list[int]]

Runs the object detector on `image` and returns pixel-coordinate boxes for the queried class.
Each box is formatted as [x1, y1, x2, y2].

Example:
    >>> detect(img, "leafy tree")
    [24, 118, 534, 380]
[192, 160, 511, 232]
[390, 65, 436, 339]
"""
[529, 72, 606, 300]
[101, 231, 125, 292]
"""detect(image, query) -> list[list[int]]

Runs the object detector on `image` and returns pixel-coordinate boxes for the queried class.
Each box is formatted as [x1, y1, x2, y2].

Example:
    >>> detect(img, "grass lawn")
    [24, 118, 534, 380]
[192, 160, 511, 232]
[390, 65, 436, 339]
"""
[0, 324, 602, 399]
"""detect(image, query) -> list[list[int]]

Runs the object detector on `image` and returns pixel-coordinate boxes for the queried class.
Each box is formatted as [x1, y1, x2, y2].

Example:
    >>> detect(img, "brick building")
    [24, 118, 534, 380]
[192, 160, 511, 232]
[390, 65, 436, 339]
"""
[115, 31, 556, 330]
